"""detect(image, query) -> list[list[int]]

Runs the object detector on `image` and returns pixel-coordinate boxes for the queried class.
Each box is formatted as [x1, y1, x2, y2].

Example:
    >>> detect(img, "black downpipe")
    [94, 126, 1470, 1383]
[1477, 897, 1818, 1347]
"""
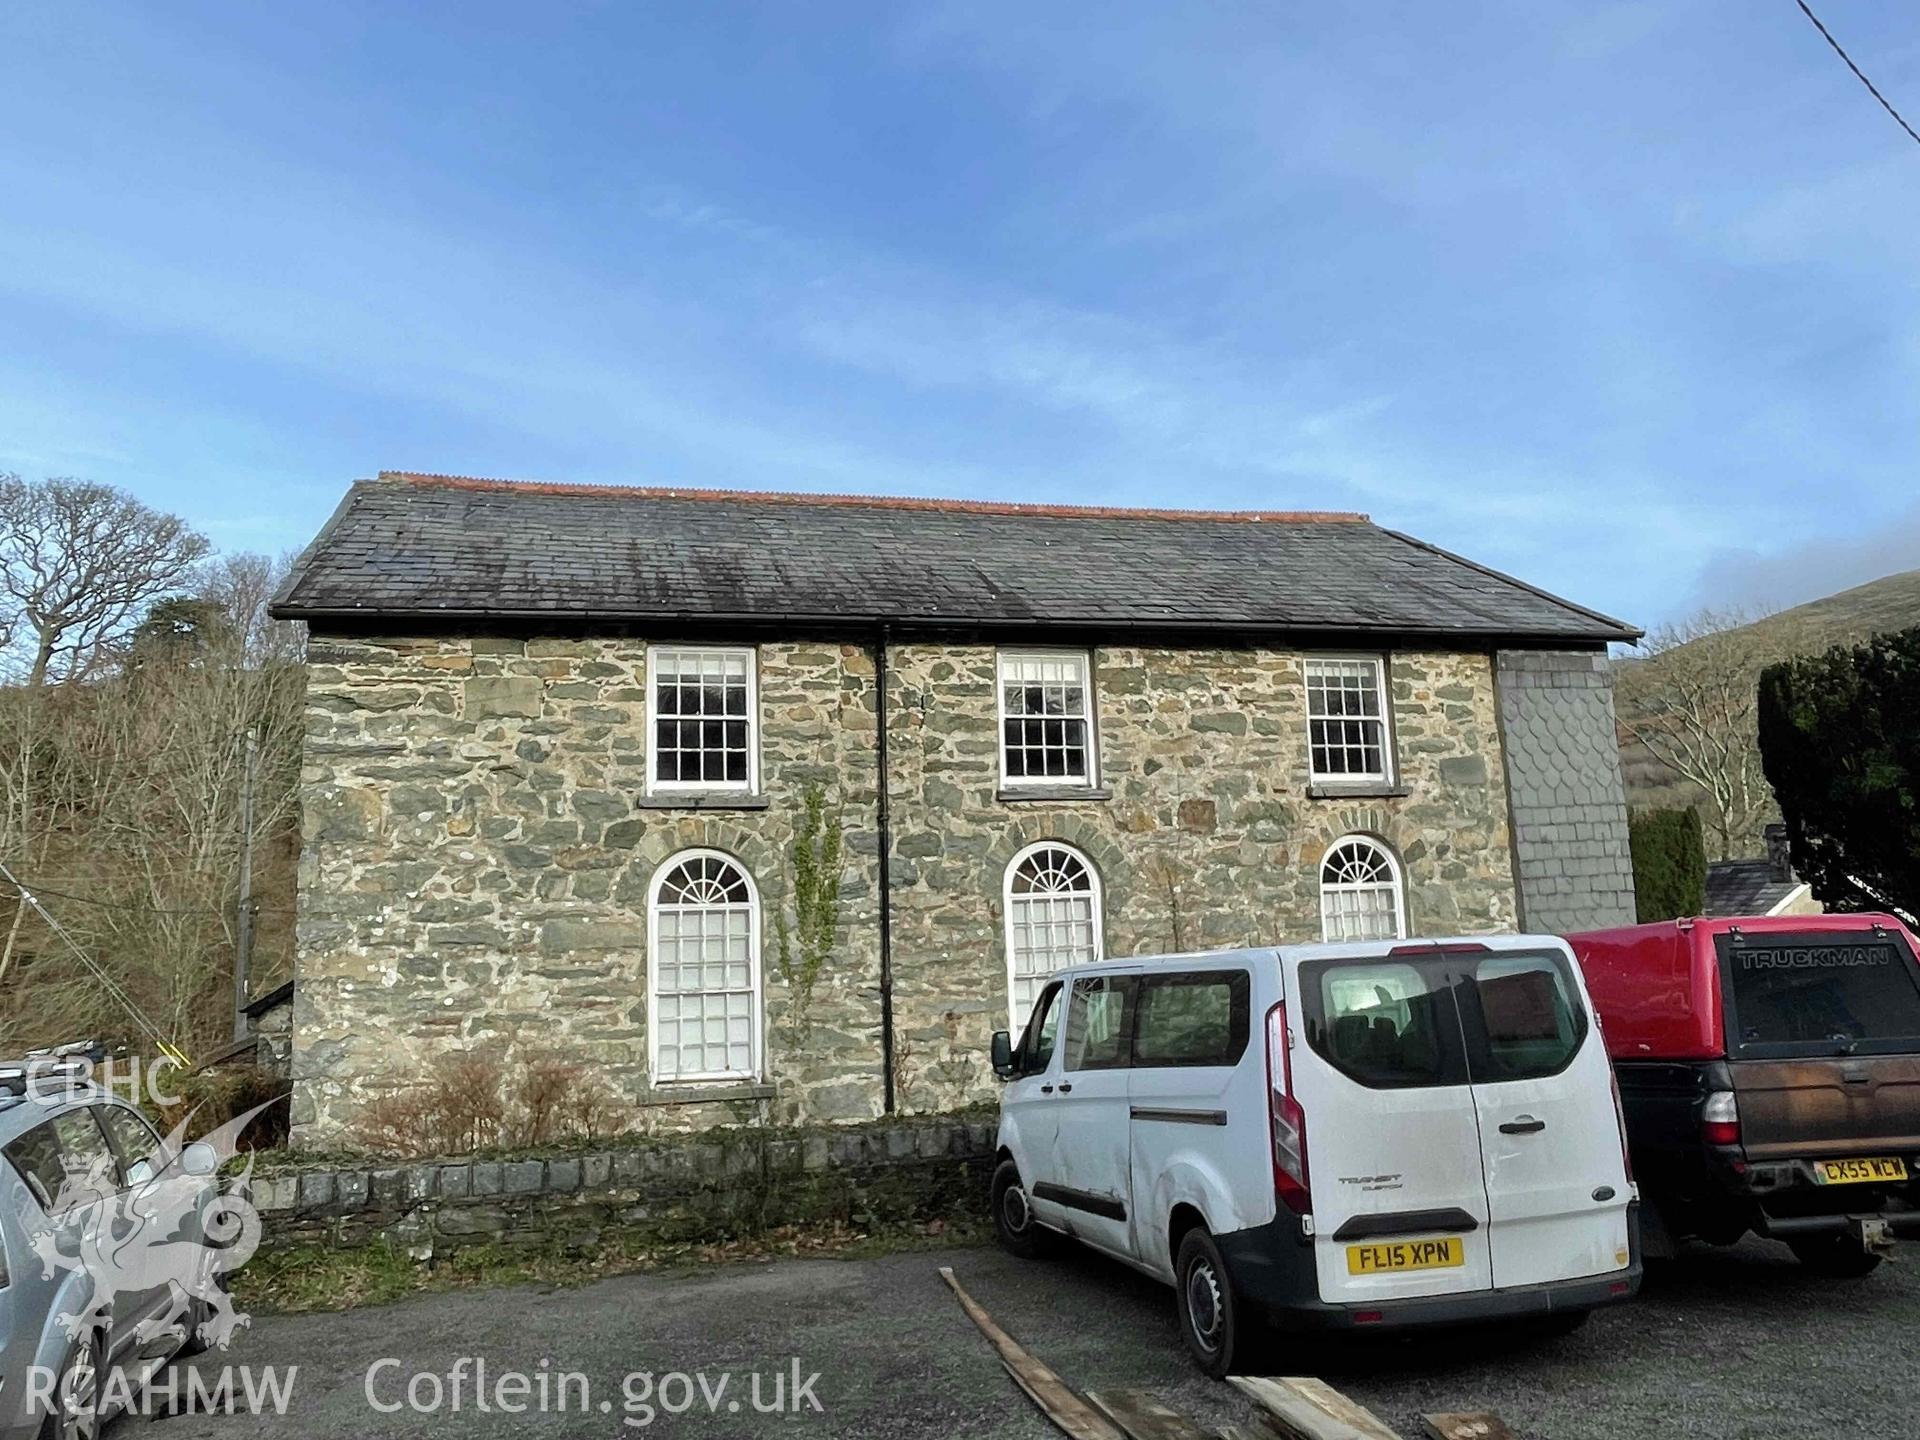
[874, 627, 896, 1113]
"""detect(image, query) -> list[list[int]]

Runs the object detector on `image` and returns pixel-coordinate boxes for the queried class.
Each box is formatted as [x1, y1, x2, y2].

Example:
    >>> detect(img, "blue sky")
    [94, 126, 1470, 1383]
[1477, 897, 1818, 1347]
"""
[3, 2, 1917, 632]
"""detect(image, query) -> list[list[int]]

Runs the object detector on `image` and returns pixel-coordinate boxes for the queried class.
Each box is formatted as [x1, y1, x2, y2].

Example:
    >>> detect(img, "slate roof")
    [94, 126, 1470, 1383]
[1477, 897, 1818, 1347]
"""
[241, 978, 295, 1019]
[1705, 861, 1809, 917]
[270, 473, 1639, 643]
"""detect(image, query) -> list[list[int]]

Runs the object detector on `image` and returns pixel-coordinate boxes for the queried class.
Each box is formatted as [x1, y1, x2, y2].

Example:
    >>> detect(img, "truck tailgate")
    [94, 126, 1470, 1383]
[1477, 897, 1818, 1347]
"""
[1730, 1057, 1920, 1160]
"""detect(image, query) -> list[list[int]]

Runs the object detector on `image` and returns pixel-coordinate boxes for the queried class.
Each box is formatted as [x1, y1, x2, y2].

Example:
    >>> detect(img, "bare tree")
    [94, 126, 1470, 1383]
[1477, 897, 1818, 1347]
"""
[197, 550, 305, 667]
[0, 525, 305, 1060]
[1614, 607, 1812, 860]
[0, 475, 210, 687]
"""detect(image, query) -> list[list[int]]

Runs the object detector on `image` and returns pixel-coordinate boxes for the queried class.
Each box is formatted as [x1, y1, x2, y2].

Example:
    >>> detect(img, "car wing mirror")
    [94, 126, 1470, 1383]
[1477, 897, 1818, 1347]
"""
[181, 1141, 219, 1177]
[990, 1030, 1015, 1079]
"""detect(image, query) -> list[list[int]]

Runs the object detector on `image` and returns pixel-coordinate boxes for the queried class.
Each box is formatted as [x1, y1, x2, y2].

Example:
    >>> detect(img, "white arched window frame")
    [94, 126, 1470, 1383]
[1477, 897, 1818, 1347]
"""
[1319, 835, 1408, 943]
[1003, 842, 1104, 1030]
[647, 849, 763, 1083]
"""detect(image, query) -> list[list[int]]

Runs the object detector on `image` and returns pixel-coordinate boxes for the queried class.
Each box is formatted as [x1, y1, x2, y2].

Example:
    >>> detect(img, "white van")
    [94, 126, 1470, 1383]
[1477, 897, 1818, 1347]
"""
[988, 936, 1641, 1374]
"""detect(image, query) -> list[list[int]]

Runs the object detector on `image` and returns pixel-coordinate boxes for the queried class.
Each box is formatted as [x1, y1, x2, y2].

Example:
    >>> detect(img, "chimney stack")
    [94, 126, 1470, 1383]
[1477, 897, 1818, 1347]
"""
[1765, 822, 1793, 883]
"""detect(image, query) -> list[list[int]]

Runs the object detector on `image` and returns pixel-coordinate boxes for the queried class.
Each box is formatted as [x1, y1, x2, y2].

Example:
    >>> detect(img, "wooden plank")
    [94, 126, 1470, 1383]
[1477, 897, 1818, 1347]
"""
[1288, 1379, 1404, 1440]
[1227, 1376, 1403, 1440]
[938, 1267, 1125, 1440]
[1086, 1389, 1216, 1440]
[1421, 1414, 1517, 1440]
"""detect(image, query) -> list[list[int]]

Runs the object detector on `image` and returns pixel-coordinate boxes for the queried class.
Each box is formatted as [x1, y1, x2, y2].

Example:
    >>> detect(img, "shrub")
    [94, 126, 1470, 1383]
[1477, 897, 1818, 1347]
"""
[353, 1053, 506, 1156]
[351, 1052, 623, 1157]
[1629, 807, 1706, 922]
[1759, 626, 1920, 919]
[152, 1063, 292, 1150]
[511, 1052, 622, 1147]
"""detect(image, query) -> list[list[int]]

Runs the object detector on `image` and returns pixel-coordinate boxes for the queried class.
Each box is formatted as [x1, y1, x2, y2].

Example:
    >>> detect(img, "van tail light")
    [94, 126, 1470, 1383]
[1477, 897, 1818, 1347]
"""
[1702, 1090, 1741, 1148]
[1265, 1002, 1312, 1216]
[1607, 1065, 1635, 1182]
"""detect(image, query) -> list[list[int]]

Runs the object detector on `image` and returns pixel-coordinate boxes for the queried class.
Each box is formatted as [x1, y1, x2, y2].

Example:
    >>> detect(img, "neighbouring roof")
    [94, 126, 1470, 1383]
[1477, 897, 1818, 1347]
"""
[241, 978, 295, 1019]
[1704, 861, 1810, 917]
[270, 473, 1639, 643]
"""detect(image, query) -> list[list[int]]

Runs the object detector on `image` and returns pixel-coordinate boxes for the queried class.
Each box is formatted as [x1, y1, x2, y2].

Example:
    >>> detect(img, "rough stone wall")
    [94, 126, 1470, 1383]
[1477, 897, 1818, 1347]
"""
[293, 635, 886, 1142]
[251, 1114, 994, 1257]
[883, 646, 1520, 1110]
[252, 997, 294, 1075]
[1495, 649, 1636, 932]
[293, 635, 1521, 1144]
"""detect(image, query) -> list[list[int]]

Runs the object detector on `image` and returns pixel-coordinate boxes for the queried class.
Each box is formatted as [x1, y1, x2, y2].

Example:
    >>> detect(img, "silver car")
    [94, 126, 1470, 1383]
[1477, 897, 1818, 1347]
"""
[0, 1060, 219, 1439]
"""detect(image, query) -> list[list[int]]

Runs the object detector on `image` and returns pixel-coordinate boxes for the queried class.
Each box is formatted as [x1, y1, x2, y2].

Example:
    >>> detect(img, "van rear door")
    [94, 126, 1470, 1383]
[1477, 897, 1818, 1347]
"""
[1717, 927, 1920, 1166]
[1289, 953, 1496, 1306]
[1454, 946, 1634, 1289]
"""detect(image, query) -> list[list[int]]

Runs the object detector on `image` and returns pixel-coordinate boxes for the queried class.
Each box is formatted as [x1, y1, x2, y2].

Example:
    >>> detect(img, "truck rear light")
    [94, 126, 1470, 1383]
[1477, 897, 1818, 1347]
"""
[1702, 1090, 1741, 1147]
[1607, 1065, 1635, 1181]
[1266, 1002, 1312, 1216]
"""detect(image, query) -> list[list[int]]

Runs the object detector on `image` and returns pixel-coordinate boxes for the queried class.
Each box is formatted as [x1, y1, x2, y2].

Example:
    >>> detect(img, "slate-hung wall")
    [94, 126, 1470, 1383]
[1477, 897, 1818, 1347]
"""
[1496, 650, 1638, 932]
[275, 473, 1641, 1146]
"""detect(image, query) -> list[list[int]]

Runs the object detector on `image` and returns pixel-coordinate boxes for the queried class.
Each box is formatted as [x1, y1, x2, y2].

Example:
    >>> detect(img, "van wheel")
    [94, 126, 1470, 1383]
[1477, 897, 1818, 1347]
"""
[992, 1160, 1055, 1260]
[1789, 1233, 1884, 1278]
[1176, 1228, 1241, 1378]
[40, 1328, 104, 1440]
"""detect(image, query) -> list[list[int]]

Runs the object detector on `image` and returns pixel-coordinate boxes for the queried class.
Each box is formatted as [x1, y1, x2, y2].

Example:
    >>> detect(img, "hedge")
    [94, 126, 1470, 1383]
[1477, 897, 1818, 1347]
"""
[1629, 807, 1706, 922]
[1758, 625, 1920, 920]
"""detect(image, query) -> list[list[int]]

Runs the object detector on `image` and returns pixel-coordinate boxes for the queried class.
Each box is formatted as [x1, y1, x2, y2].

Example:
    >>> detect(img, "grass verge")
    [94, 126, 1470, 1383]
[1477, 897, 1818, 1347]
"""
[236, 1216, 988, 1314]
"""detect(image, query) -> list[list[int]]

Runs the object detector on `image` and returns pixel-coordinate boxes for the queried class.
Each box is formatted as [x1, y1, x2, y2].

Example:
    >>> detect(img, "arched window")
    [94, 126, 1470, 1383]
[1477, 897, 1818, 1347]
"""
[1319, 835, 1407, 943]
[1004, 842, 1103, 1028]
[648, 850, 761, 1082]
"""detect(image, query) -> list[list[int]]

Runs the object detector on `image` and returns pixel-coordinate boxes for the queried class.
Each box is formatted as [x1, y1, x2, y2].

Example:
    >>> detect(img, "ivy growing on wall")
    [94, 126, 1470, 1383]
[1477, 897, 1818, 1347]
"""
[775, 783, 844, 1036]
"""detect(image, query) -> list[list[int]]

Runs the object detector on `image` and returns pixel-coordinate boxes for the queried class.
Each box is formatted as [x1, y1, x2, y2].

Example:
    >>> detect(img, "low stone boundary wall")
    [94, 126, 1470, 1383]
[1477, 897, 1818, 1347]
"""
[248, 1114, 997, 1256]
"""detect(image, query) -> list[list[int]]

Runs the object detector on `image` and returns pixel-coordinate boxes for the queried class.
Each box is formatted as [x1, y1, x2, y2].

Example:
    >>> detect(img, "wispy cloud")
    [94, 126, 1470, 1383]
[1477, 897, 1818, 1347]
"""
[2, 1, 1916, 633]
[1682, 508, 1920, 620]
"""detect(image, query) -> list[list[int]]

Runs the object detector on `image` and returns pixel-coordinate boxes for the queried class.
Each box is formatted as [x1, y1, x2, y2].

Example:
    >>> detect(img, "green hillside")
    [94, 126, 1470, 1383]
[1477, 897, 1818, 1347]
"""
[1723, 568, 1920, 651]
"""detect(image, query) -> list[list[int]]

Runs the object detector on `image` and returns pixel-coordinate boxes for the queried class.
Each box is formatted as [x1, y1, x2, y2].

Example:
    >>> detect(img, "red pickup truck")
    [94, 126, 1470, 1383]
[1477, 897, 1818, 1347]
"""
[1565, 913, 1920, 1276]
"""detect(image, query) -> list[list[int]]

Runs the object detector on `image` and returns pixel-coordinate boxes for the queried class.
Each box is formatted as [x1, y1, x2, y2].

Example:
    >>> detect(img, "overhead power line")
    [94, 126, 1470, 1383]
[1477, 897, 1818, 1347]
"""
[0, 858, 191, 1067]
[1795, 0, 1920, 149]
[0, 876, 297, 917]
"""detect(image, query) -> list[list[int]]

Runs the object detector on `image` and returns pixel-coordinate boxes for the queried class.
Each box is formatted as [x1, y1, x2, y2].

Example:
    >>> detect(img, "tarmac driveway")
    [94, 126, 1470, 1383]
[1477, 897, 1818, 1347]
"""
[137, 1237, 1918, 1438]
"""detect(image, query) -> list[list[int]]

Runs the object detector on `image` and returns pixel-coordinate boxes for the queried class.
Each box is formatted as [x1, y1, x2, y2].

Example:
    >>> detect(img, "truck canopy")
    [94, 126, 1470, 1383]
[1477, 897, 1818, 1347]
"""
[1566, 913, 1920, 1062]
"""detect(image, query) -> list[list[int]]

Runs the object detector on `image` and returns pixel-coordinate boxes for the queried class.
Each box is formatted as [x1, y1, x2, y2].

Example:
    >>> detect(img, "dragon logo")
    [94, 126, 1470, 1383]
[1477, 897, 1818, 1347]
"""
[18, 1100, 279, 1353]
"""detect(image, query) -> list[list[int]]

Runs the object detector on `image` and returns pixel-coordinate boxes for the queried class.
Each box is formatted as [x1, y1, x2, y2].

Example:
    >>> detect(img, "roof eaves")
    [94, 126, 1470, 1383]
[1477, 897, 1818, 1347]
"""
[275, 600, 1614, 643]
[242, 978, 296, 1017]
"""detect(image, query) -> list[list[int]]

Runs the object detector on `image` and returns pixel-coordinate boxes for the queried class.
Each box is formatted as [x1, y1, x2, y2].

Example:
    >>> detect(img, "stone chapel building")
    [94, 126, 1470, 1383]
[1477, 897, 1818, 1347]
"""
[272, 472, 1639, 1143]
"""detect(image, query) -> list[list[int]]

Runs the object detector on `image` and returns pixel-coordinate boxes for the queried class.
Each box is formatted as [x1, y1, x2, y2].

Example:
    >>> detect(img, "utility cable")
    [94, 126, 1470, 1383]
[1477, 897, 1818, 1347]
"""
[0, 856, 191, 1067]
[1795, 0, 1920, 149]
